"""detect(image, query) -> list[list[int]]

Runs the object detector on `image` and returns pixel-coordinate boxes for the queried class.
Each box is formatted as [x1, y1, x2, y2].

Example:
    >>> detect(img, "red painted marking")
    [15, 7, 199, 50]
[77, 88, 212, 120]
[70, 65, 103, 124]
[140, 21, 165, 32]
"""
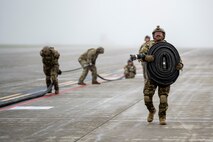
[0, 85, 86, 112]
[0, 73, 123, 112]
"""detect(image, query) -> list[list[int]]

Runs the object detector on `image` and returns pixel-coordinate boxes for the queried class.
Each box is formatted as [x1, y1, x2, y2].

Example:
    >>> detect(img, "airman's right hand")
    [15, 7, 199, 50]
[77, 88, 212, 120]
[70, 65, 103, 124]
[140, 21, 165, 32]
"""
[130, 55, 137, 61]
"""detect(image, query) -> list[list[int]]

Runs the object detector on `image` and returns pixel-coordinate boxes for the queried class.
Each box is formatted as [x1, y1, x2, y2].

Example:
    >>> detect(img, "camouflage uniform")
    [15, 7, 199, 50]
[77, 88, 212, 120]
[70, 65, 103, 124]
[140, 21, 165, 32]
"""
[78, 47, 104, 85]
[124, 61, 136, 79]
[40, 46, 60, 94]
[140, 26, 183, 125]
[139, 43, 149, 81]
[139, 35, 150, 81]
[140, 39, 170, 119]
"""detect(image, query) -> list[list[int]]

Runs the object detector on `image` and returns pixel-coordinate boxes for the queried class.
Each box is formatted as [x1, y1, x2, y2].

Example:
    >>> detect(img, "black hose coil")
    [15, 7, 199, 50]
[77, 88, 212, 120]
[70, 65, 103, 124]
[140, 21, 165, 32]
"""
[147, 42, 180, 86]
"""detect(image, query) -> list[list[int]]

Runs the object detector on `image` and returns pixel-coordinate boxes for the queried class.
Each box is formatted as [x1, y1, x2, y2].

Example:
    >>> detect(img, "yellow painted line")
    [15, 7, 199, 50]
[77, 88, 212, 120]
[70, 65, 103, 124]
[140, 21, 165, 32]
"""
[2, 94, 31, 102]
[0, 93, 22, 100]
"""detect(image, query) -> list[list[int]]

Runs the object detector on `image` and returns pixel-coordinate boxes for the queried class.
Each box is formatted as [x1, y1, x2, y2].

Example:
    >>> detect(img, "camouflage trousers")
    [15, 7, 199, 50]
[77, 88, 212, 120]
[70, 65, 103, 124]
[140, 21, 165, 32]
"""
[43, 65, 59, 91]
[142, 62, 148, 81]
[78, 59, 97, 83]
[143, 79, 170, 118]
[124, 71, 135, 79]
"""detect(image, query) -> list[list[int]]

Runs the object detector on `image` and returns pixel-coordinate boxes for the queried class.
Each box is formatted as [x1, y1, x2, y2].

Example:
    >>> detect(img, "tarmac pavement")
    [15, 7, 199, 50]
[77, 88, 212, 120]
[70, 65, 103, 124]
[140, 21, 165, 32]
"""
[0, 46, 212, 142]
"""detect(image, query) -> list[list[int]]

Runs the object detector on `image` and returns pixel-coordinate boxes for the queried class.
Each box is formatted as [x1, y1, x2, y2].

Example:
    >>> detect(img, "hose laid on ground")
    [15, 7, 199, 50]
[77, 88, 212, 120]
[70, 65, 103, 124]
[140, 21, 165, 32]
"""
[0, 66, 124, 107]
[62, 67, 82, 73]
[45, 83, 54, 94]
[62, 67, 125, 82]
[97, 74, 125, 81]
[0, 84, 53, 108]
[147, 42, 180, 86]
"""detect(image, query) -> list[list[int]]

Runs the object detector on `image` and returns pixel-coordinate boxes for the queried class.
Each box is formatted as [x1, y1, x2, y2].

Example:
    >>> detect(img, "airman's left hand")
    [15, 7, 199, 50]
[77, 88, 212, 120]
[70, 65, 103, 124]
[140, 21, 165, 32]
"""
[176, 62, 184, 70]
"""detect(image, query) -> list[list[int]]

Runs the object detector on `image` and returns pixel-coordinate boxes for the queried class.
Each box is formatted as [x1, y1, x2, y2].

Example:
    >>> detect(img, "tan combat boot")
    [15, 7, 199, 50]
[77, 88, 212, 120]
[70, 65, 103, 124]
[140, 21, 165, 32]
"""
[78, 82, 86, 85]
[92, 81, 101, 84]
[159, 116, 167, 125]
[147, 109, 156, 122]
[55, 90, 59, 94]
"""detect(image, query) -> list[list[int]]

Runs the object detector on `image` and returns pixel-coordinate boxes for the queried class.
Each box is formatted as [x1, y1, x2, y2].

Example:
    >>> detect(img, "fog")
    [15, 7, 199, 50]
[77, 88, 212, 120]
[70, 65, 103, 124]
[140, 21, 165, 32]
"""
[0, 0, 213, 48]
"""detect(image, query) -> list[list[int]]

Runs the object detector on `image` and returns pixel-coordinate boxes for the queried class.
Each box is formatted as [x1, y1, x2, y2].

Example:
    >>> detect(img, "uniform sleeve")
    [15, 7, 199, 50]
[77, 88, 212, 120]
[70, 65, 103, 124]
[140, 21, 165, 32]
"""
[138, 43, 149, 62]
[86, 49, 96, 64]
[49, 49, 60, 59]
[140, 44, 149, 54]
[54, 50, 60, 59]
[40, 50, 43, 57]
[139, 44, 144, 54]
[139, 41, 152, 58]
[124, 65, 128, 71]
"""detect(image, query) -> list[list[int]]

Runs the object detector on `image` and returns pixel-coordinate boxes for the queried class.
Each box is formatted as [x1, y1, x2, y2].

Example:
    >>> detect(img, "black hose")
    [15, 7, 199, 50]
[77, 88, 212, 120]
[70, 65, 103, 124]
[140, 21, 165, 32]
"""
[0, 67, 124, 108]
[0, 84, 53, 108]
[44, 83, 54, 94]
[62, 67, 82, 73]
[97, 74, 125, 81]
[147, 42, 180, 86]
[63, 66, 125, 82]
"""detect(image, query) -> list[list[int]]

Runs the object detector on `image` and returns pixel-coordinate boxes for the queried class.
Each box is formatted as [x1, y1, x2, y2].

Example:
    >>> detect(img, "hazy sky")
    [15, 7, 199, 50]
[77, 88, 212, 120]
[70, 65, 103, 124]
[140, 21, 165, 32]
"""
[0, 0, 213, 47]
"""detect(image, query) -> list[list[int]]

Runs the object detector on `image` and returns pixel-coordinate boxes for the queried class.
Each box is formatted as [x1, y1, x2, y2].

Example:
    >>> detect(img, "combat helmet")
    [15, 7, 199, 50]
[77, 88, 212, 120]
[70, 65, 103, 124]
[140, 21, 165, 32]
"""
[127, 59, 133, 63]
[97, 47, 104, 54]
[152, 25, 166, 39]
[145, 35, 150, 39]
[41, 46, 52, 55]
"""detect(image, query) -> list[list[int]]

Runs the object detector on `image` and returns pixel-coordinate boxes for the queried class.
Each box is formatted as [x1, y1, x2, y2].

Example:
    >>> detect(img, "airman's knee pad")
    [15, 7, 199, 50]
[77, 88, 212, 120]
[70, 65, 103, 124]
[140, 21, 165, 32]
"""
[160, 95, 167, 103]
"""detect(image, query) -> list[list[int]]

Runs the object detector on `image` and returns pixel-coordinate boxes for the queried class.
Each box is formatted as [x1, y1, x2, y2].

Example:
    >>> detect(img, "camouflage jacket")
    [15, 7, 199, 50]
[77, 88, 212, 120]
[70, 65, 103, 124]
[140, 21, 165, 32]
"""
[124, 65, 136, 74]
[139, 41, 151, 54]
[139, 40, 158, 55]
[79, 48, 99, 64]
[40, 47, 60, 66]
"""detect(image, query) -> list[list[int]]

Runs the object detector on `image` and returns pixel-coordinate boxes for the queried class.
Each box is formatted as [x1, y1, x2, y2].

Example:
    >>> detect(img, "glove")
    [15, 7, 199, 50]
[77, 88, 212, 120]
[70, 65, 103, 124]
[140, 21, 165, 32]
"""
[130, 55, 137, 61]
[176, 62, 184, 70]
[145, 55, 154, 62]
[58, 69, 62, 75]
[88, 64, 95, 72]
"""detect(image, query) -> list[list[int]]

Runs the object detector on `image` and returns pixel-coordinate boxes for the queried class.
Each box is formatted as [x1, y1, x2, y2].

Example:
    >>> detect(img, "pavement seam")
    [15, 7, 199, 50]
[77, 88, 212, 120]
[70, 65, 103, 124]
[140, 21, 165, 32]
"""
[74, 98, 143, 142]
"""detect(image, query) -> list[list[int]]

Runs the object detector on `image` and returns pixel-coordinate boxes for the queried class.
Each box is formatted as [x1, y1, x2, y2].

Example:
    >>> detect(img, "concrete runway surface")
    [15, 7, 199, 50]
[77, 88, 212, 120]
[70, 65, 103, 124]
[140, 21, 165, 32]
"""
[0, 45, 212, 142]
